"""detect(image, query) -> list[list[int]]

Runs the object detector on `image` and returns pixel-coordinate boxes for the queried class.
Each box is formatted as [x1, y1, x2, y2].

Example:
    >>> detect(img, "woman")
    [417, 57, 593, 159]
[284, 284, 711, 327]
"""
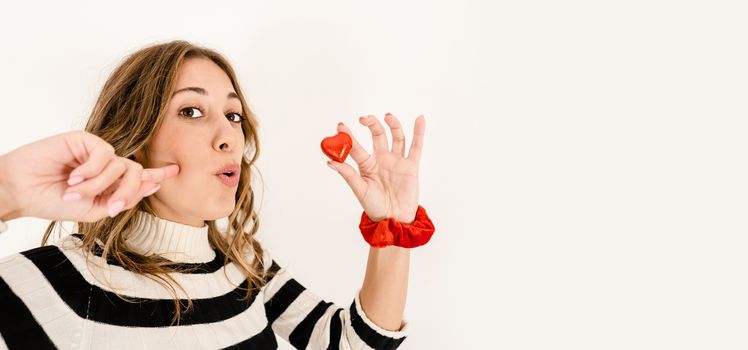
[0, 40, 431, 349]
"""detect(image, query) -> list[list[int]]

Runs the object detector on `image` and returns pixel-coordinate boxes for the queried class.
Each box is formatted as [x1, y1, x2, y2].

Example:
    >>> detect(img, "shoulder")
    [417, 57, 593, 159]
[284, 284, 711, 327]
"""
[0, 235, 85, 289]
[0, 244, 66, 274]
[0, 240, 86, 347]
[0, 243, 74, 302]
[242, 241, 284, 278]
[0, 250, 27, 276]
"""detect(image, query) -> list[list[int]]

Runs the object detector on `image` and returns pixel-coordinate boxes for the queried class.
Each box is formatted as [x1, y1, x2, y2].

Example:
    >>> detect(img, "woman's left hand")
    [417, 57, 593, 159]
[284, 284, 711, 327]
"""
[327, 113, 426, 224]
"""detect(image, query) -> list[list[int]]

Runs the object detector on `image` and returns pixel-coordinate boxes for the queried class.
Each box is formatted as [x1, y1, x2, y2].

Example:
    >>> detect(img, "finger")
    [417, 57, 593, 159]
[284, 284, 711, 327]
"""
[407, 115, 426, 163]
[66, 134, 116, 185]
[359, 115, 389, 153]
[137, 182, 161, 198]
[82, 178, 160, 219]
[64, 157, 127, 199]
[142, 164, 180, 183]
[337, 122, 372, 166]
[327, 160, 368, 200]
[105, 159, 143, 216]
[384, 112, 406, 156]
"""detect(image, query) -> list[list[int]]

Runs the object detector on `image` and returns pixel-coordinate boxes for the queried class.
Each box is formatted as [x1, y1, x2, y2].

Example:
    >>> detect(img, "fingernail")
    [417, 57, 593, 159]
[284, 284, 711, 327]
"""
[386, 112, 392, 116]
[327, 162, 337, 171]
[108, 200, 125, 217]
[144, 185, 160, 197]
[62, 192, 81, 202]
[67, 176, 84, 186]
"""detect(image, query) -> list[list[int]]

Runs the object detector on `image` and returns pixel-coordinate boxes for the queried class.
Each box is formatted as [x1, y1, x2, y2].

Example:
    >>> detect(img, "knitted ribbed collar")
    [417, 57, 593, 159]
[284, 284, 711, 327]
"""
[124, 210, 215, 264]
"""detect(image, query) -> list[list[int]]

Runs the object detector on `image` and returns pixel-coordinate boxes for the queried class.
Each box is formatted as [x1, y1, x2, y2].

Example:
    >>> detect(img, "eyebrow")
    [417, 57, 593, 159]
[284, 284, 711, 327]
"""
[172, 86, 239, 100]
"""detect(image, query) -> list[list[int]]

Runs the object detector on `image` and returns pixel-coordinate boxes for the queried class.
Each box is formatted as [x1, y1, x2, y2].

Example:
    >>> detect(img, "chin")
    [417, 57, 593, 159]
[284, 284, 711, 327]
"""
[204, 202, 237, 221]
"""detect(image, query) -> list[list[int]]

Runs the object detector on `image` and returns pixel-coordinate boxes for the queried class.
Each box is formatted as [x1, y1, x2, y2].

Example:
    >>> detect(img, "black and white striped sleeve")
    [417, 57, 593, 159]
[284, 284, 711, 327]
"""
[261, 251, 409, 350]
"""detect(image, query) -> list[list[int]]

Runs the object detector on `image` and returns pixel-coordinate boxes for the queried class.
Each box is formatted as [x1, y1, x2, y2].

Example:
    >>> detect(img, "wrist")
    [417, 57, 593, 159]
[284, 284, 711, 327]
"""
[0, 154, 21, 222]
[359, 205, 435, 248]
[395, 212, 417, 225]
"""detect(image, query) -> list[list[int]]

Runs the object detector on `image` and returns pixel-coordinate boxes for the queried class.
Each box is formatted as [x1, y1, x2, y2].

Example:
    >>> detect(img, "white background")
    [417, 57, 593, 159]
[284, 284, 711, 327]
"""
[1, 1, 747, 349]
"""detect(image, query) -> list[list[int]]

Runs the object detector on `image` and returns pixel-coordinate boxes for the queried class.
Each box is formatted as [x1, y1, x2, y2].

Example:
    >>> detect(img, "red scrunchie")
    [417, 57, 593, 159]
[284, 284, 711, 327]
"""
[359, 205, 435, 248]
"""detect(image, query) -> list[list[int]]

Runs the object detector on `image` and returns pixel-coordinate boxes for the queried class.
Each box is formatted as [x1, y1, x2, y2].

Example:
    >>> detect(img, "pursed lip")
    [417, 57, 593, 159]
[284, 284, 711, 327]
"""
[214, 163, 241, 187]
[214, 163, 240, 176]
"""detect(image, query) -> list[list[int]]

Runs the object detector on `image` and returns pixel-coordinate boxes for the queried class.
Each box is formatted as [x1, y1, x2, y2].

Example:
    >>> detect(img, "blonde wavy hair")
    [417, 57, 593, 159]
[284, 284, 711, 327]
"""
[41, 40, 274, 326]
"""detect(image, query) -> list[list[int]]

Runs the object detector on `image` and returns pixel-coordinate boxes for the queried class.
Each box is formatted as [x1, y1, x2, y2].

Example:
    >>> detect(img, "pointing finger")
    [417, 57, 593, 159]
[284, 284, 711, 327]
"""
[105, 160, 143, 216]
[65, 157, 126, 199]
[142, 164, 180, 183]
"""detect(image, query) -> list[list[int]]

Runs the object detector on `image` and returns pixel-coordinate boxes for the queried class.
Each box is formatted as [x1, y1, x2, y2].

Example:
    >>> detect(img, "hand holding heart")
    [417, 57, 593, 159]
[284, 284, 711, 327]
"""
[321, 113, 425, 224]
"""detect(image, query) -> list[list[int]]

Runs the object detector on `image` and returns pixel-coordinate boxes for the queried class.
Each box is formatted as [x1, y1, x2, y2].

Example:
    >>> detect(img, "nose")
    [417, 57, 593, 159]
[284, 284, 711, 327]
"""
[213, 115, 239, 153]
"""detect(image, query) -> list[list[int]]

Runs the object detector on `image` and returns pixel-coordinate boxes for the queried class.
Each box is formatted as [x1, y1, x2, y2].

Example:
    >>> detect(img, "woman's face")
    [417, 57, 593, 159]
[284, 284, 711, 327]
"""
[137, 57, 245, 227]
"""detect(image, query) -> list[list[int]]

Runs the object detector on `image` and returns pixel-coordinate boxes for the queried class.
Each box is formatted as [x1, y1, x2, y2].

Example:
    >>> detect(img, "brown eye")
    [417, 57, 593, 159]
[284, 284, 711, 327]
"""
[179, 107, 203, 119]
[227, 112, 244, 123]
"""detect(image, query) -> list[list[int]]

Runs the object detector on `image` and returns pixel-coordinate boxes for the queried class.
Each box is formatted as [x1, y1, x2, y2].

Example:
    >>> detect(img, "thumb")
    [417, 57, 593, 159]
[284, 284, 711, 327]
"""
[327, 161, 367, 200]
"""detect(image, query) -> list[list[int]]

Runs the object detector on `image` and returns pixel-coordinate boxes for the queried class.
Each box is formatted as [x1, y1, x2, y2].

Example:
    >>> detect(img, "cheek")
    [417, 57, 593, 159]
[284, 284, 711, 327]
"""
[151, 125, 213, 184]
[170, 143, 212, 181]
[155, 128, 194, 164]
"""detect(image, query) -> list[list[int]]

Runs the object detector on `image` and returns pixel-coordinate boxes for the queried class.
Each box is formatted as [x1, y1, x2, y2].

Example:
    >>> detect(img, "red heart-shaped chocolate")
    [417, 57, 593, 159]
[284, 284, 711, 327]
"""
[321, 131, 353, 163]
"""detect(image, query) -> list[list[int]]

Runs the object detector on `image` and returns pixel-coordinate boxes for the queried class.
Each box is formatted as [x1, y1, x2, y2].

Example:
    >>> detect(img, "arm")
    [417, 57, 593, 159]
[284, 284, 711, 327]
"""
[313, 113, 425, 347]
[0, 154, 22, 222]
[359, 246, 410, 331]
[262, 250, 409, 350]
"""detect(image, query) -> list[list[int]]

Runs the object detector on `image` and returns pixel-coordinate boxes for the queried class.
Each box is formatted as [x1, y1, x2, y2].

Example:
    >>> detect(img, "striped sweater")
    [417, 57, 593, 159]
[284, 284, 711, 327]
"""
[0, 210, 409, 349]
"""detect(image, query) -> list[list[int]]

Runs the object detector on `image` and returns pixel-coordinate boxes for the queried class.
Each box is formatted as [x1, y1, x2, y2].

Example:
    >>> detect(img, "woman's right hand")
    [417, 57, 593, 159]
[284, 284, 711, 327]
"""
[0, 130, 179, 222]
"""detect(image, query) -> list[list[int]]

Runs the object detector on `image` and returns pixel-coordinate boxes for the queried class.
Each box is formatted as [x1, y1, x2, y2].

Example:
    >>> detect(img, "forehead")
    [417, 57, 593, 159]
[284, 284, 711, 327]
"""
[173, 57, 234, 91]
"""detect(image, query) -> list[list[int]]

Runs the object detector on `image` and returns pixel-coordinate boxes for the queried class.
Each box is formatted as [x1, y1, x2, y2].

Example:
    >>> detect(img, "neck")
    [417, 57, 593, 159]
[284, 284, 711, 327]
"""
[124, 210, 215, 263]
[149, 200, 206, 227]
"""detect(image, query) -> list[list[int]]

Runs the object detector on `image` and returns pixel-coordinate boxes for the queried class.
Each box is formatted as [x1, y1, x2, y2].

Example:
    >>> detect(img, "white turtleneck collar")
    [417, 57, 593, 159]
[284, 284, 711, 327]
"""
[124, 210, 216, 264]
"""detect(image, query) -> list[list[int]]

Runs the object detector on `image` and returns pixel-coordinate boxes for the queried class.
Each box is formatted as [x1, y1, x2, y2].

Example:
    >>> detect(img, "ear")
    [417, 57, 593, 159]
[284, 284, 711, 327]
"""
[129, 149, 143, 161]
